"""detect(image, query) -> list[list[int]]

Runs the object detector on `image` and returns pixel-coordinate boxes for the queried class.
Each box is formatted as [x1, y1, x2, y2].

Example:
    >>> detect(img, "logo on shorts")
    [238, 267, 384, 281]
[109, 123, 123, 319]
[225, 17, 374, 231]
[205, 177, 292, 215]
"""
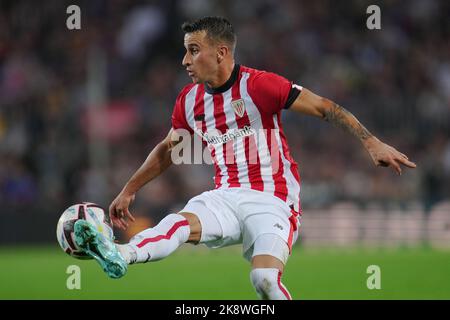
[273, 223, 284, 230]
[231, 99, 245, 117]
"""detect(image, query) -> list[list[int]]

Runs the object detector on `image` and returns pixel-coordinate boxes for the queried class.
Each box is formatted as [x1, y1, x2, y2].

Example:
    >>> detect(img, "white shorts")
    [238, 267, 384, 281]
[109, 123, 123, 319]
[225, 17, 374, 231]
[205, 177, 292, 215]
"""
[179, 188, 301, 264]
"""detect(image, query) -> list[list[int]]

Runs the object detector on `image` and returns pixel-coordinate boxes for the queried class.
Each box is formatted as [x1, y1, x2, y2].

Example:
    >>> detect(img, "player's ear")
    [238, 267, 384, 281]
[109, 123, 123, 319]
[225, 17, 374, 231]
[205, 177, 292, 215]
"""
[216, 45, 228, 63]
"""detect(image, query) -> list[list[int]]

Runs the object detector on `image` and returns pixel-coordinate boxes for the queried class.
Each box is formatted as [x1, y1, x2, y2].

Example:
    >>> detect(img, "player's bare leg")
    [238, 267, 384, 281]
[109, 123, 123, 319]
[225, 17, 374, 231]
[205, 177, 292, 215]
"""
[250, 235, 292, 300]
[116, 212, 201, 264]
[252, 255, 284, 272]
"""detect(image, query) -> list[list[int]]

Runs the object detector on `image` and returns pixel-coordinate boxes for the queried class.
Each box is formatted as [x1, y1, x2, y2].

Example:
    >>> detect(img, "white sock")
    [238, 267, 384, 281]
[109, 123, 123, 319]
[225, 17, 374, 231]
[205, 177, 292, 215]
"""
[116, 244, 138, 264]
[250, 268, 292, 300]
[118, 214, 190, 264]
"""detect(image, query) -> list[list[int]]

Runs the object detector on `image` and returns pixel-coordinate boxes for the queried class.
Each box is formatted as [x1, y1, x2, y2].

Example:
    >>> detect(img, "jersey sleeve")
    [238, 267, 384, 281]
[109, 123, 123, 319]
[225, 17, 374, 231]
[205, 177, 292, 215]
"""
[171, 85, 194, 134]
[248, 71, 302, 114]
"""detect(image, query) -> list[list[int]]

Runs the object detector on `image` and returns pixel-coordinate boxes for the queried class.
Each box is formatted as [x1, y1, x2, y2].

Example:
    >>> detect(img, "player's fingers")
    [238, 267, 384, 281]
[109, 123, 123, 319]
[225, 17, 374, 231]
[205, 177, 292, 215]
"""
[118, 220, 127, 230]
[120, 216, 129, 228]
[111, 218, 120, 229]
[111, 208, 126, 229]
[108, 204, 116, 220]
[110, 214, 120, 228]
[390, 159, 402, 175]
[115, 221, 124, 230]
[110, 204, 120, 217]
[111, 215, 124, 229]
[120, 217, 129, 228]
[377, 159, 389, 167]
[392, 150, 409, 160]
[116, 207, 125, 218]
[116, 209, 128, 229]
[124, 208, 136, 222]
[397, 156, 416, 168]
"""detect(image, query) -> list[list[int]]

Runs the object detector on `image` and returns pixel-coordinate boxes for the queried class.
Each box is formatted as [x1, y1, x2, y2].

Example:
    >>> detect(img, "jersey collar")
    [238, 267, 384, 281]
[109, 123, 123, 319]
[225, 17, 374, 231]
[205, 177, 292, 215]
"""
[204, 64, 240, 94]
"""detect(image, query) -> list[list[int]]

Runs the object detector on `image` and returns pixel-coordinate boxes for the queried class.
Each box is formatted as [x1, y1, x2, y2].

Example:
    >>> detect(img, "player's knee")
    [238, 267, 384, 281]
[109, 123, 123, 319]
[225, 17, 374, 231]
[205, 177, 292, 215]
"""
[178, 212, 202, 243]
[250, 268, 279, 300]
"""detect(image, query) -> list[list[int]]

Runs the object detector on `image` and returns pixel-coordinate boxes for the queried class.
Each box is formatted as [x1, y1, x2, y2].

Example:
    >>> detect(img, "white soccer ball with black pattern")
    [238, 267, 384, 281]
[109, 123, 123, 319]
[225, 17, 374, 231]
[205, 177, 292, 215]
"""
[56, 202, 114, 259]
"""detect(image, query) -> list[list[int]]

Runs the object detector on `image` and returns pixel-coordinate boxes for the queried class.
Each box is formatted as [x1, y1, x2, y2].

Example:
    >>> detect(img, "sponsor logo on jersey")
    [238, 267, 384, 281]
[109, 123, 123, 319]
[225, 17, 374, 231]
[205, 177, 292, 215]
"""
[196, 125, 256, 146]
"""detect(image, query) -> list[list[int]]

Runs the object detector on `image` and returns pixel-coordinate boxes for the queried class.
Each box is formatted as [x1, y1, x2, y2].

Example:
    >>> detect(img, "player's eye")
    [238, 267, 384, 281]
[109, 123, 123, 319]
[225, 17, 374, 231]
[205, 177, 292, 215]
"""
[190, 48, 199, 55]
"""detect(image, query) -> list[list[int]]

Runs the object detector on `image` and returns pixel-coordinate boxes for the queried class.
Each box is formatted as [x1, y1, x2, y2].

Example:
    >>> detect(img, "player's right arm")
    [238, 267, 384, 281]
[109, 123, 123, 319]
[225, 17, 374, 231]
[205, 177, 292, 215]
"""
[110, 84, 194, 229]
[109, 128, 186, 229]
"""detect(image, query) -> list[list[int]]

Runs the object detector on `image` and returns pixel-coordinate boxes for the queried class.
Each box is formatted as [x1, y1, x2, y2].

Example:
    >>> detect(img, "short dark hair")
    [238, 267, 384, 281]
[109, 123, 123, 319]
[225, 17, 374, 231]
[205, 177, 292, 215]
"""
[181, 16, 237, 53]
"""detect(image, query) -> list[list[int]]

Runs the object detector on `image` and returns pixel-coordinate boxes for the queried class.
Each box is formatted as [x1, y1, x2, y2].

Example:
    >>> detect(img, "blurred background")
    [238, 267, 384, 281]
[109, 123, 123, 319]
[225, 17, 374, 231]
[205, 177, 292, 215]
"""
[0, 0, 449, 299]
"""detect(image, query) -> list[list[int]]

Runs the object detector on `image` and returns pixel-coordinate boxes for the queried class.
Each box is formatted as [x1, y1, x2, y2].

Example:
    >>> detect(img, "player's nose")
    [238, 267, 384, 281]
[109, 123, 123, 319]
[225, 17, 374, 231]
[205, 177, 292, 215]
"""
[182, 53, 191, 67]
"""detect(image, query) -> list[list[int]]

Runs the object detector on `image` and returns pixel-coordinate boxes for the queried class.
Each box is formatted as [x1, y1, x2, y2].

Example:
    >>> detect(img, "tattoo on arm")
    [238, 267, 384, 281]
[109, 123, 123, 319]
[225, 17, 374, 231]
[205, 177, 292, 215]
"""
[323, 103, 373, 141]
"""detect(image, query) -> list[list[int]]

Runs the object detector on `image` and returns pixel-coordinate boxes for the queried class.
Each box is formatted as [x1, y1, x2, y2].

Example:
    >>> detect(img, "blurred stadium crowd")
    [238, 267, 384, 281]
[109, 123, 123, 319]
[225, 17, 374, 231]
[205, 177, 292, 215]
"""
[0, 0, 449, 241]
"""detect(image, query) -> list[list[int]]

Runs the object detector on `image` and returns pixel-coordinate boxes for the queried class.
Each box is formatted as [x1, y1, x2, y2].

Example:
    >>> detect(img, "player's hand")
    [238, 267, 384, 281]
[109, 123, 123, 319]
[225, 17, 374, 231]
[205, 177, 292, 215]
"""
[364, 137, 417, 175]
[109, 191, 136, 230]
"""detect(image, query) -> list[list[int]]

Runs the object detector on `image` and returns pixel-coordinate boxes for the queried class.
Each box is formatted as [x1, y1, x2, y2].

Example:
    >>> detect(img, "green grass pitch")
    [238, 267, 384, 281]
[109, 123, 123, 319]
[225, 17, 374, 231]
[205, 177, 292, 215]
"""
[1, 245, 449, 299]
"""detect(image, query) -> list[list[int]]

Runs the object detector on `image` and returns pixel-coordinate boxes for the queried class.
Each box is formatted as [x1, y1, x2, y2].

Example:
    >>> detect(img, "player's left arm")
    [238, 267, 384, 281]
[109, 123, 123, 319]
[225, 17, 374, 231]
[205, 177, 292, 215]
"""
[289, 87, 417, 175]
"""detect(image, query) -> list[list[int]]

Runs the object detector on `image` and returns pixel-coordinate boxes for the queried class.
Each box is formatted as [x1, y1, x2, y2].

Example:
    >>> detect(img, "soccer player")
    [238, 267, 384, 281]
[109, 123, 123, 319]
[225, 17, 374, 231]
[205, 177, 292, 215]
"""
[74, 16, 416, 300]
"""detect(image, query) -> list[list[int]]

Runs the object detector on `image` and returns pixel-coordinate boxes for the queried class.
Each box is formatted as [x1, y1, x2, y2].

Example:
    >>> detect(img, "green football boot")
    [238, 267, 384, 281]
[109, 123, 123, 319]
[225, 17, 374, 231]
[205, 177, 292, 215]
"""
[74, 220, 127, 279]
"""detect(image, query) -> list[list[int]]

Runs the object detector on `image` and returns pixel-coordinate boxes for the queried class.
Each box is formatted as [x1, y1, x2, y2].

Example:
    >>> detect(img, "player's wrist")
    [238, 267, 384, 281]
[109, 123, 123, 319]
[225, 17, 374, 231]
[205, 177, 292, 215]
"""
[362, 135, 379, 149]
[121, 185, 137, 198]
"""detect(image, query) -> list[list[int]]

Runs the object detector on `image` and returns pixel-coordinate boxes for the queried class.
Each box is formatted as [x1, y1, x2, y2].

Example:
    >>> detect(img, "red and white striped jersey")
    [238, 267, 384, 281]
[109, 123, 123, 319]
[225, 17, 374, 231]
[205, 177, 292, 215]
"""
[172, 64, 302, 213]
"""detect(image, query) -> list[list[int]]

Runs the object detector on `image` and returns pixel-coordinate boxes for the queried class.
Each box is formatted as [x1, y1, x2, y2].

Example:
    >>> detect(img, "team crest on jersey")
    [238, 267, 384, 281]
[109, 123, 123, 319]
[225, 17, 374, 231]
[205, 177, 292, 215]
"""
[231, 99, 246, 118]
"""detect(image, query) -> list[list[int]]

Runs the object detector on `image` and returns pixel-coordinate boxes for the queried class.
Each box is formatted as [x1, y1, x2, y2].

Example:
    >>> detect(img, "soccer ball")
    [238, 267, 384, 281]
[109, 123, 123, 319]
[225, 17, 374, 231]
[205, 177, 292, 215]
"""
[56, 202, 114, 259]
